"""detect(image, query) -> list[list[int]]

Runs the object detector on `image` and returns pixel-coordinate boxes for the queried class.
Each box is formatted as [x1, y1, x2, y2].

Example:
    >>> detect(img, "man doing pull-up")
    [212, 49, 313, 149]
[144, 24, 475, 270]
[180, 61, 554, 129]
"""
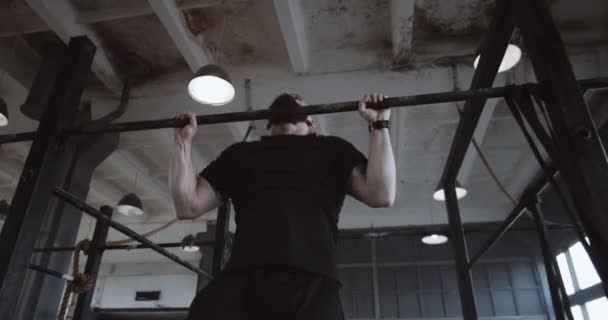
[170, 92, 396, 320]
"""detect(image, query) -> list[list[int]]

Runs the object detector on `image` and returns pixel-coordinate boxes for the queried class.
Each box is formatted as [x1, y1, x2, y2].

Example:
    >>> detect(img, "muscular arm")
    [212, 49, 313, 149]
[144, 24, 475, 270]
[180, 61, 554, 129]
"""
[350, 128, 396, 207]
[349, 93, 397, 208]
[169, 113, 221, 220]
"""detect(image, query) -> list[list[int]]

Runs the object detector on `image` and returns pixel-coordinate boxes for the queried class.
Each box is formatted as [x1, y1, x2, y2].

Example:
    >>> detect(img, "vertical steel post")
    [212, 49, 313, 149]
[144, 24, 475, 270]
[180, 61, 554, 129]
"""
[19, 132, 118, 320]
[516, 0, 608, 295]
[439, 1, 514, 316]
[444, 182, 478, 320]
[212, 200, 232, 275]
[0, 37, 96, 320]
[73, 206, 113, 320]
[531, 199, 574, 320]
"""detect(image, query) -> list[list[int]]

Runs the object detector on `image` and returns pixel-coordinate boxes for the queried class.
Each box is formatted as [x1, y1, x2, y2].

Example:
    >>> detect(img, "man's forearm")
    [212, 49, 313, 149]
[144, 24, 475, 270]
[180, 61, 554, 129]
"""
[169, 138, 197, 219]
[366, 128, 396, 205]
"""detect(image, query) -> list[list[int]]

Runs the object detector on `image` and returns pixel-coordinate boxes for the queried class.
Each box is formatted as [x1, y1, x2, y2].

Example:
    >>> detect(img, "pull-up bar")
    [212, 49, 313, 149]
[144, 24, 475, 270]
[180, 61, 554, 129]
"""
[52, 187, 213, 280]
[1, 77, 605, 145]
[32, 240, 217, 253]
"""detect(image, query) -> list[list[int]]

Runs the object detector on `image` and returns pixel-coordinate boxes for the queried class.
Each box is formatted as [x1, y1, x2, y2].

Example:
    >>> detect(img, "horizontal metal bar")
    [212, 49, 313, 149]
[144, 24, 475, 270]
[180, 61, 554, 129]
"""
[1, 77, 606, 143]
[68, 86, 516, 135]
[0, 132, 37, 145]
[28, 264, 73, 281]
[52, 187, 213, 280]
[32, 240, 216, 253]
[578, 77, 608, 90]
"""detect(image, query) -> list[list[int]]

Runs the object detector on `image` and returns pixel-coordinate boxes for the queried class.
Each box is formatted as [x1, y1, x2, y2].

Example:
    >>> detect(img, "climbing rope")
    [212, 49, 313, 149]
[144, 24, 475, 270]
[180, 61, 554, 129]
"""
[56, 218, 179, 319]
[105, 218, 179, 246]
[57, 240, 94, 320]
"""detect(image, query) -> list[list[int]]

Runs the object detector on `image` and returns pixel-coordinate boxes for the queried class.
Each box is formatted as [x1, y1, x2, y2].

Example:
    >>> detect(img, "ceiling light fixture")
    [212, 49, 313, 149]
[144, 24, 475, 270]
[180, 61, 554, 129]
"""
[115, 193, 144, 217]
[421, 234, 449, 245]
[433, 180, 468, 202]
[180, 234, 200, 253]
[188, 64, 235, 106]
[187, 6, 234, 106]
[474, 44, 522, 73]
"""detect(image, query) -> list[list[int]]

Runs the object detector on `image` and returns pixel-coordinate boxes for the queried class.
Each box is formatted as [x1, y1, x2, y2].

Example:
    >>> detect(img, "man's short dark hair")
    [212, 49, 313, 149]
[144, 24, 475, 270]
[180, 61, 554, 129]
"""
[266, 93, 307, 129]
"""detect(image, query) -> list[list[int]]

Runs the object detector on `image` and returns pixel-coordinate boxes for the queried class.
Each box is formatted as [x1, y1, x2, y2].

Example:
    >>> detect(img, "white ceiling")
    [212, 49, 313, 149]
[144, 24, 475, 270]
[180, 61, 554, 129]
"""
[0, 0, 607, 264]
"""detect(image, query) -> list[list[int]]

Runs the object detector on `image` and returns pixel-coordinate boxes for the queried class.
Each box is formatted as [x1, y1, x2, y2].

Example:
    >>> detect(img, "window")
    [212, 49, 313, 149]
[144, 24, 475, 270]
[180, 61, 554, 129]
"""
[585, 297, 608, 320]
[570, 305, 584, 320]
[556, 241, 606, 320]
[569, 242, 601, 289]
[557, 253, 575, 295]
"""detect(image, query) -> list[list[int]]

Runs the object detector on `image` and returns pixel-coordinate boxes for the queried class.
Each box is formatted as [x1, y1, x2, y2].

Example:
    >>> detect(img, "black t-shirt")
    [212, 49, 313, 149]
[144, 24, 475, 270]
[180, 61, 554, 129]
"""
[200, 134, 367, 279]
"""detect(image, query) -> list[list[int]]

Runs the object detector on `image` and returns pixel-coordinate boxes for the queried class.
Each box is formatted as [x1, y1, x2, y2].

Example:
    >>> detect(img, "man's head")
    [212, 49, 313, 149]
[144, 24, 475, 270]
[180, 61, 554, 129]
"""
[267, 93, 315, 135]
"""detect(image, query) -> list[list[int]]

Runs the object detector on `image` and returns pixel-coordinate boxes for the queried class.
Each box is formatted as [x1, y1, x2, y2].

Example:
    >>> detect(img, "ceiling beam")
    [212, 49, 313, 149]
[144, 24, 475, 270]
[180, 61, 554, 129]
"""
[24, 0, 124, 95]
[79, 0, 223, 25]
[273, 0, 309, 74]
[390, 0, 416, 63]
[148, 0, 212, 71]
[0, 0, 226, 37]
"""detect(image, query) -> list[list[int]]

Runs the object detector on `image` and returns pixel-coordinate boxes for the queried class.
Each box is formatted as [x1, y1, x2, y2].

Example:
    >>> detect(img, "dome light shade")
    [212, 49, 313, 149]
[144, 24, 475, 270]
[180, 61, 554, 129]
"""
[115, 193, 144, 217]
[474, 44, 522, 73]
[188, 64, 235, 106]
[433, 180, 468, 201]
[181, 234, 200, 252]
[0, 97, 8, 127]
[422, 234, 449, 245]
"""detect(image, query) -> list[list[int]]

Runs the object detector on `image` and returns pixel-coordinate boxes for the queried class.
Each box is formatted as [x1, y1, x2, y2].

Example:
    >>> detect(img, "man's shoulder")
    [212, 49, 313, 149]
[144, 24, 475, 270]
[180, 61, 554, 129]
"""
[222, 141, 250, 154]
[317, 135, 354, 147]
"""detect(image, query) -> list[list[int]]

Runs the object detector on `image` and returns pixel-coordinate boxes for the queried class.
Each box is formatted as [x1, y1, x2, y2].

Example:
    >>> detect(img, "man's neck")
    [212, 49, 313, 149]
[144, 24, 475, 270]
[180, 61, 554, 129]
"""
[270, 123, 309, 136]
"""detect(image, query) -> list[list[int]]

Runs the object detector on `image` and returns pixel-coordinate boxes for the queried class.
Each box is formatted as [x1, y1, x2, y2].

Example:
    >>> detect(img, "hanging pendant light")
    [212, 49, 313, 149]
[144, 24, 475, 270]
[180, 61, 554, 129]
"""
[115, 193, 144, 217]
[421, 234, 449, 245]
[180, 234, 200, 253]
[188, 64, 235, 106]
[433, 180, 468, 202]
[0, 97, 8, 127]
[474, 43, 522, 73]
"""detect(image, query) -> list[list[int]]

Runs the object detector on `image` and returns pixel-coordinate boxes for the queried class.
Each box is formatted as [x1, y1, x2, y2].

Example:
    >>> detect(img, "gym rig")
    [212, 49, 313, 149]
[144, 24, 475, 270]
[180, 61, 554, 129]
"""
[0, 1, 607, 319]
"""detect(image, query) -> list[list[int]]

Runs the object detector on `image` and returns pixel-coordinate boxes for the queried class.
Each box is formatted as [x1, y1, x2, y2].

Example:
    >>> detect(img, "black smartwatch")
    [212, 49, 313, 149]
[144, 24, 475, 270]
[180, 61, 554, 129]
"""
[369, 120, 390, 133]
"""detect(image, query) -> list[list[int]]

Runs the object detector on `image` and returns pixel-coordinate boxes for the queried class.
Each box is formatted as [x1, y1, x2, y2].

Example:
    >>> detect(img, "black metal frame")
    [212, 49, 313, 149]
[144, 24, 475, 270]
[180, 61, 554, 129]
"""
[1, 1, 608, 319]
[32, 241, 216, 253]
[27, 264, 73, 282]
[440, 0, 608, 319]
[52, 187, 213, 280]
[212, 200, 232, 275]
[73, 206, 112, 320]
[0, 37, 97, 320]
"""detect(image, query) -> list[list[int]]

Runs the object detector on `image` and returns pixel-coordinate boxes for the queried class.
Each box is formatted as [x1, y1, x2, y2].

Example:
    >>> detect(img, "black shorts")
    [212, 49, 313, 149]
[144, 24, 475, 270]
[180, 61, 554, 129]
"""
[187, 267, 345, 320]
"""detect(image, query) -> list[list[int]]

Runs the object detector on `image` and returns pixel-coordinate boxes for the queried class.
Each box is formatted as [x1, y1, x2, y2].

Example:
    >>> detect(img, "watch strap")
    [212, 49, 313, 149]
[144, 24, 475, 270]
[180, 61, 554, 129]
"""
[369, 120, 390, 132]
